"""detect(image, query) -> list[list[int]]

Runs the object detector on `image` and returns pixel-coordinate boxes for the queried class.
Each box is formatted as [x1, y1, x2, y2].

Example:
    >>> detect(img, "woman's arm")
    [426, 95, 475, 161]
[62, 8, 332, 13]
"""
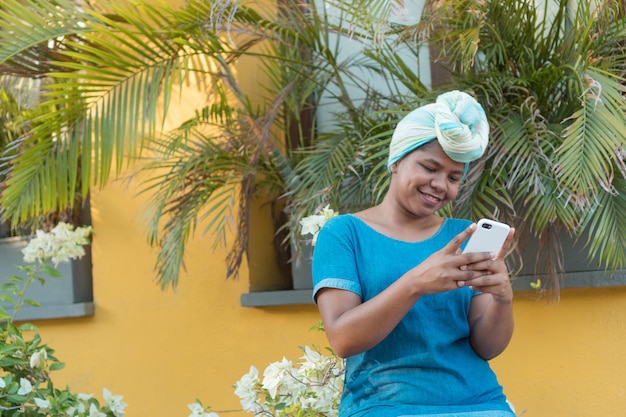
[316, 279, 421, 358]
[317, 224, 499, 358]
[467, 292, 514, 360]
[466, 228, 516, 360]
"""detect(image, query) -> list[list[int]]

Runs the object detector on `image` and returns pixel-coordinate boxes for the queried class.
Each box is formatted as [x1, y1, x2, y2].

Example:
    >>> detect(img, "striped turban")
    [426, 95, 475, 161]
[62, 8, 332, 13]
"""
[387, 91, 489, 174]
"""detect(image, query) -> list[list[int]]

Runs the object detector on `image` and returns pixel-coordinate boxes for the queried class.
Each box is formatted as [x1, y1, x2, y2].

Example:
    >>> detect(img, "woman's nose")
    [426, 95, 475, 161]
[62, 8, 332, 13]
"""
[430, 173, 447, 190]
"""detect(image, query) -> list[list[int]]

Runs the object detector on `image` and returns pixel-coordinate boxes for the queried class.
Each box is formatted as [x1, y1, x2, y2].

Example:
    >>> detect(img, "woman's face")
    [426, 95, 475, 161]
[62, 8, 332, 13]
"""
[389, 141, 464, 218]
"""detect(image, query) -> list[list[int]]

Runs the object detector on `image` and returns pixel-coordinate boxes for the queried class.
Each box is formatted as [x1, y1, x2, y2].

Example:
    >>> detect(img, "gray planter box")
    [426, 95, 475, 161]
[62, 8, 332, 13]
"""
[291, 239, 314, 290]
[512, 230, 626, 291]
[0, 236, 94, 320]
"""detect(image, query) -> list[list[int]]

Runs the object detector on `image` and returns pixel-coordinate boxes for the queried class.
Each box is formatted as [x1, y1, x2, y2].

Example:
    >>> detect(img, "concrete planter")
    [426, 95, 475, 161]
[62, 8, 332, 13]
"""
[291, 239, 314, 290]
[0, 236, 94, 320]
[512, 230, 626, 291]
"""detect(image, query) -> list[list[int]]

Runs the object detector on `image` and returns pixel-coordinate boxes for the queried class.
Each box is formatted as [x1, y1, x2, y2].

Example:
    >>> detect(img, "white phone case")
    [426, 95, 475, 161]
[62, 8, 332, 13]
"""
[462, 219, 511, 254]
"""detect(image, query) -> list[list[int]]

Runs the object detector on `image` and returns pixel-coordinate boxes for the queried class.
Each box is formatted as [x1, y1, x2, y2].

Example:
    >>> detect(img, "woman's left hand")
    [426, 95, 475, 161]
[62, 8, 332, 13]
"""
[465, 227, 516, 360]
[459, 227, 516, 304]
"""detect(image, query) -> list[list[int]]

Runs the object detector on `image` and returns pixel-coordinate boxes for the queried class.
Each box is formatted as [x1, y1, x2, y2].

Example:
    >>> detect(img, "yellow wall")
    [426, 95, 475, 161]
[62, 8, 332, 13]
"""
[495, 287, 626, 416]
[32, 179, 626, 416]
[36, 180, 329, 416]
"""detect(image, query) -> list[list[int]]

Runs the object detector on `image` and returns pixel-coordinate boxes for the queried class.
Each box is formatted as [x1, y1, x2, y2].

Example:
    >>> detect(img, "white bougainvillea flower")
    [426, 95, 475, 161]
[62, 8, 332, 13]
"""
[73, 392, 94, 414]
[34, 397, 51, 411]
[262, 357, 295, 399]
[226, 344, 344, 417]
[30, 348, 48, 369]
[87, 403, 106, 417]
[22, 222, 93, 265]
[187, 402, 220, 417]
[320, 205, 337, 220]
[18, 378, 33, 395]
[299, 214, 325, 236]
[187, 403, 205, 416]
[103, 388, 126, 417]
[234, 365, 263, 413]
[299, 205, 338, 246]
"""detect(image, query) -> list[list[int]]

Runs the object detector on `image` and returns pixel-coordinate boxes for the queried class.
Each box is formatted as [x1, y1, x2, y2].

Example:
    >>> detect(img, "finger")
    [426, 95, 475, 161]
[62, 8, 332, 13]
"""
[444, 223, 476, 253]
[459, 251, 497, 267]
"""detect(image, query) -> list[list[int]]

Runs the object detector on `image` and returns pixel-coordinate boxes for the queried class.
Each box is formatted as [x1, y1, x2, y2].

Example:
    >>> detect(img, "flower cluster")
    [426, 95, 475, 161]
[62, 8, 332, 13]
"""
[0, 222, 127, 416]
[299, 205, 338, 245]
[22, 222, 93, 266]
[5, 384, 128, 417]
[232, 345, 344, 416]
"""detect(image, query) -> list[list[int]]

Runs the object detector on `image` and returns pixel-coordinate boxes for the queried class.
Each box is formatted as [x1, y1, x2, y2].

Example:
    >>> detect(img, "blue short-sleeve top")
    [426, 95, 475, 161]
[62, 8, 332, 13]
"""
[312, 214, 512, 417]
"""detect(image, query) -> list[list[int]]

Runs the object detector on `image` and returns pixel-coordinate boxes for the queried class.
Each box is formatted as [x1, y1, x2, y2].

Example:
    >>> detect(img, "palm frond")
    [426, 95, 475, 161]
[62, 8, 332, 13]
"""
[557, 72, 626, 204]
[0, 0, 96, 77]
[580, 176, 626, 271]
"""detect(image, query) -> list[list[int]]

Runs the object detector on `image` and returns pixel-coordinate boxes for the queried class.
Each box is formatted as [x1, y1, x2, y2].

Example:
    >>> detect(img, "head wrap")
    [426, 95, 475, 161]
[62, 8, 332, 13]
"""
[387, 91, 489, 174]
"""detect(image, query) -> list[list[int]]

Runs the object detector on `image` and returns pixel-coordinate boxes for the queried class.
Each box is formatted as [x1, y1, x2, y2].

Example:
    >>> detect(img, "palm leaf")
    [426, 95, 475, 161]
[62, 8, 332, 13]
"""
[580, 176, 626, 271]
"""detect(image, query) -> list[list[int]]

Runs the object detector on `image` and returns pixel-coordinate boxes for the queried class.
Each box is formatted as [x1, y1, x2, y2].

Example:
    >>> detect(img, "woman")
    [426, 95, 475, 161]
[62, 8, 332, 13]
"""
[312, 91, 516, 417]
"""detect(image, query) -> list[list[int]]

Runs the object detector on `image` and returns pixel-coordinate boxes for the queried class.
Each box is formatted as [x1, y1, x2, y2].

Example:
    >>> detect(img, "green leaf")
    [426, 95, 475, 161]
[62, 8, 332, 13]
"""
[23, 299, 42, 307]
[0, 294, 15, 305]
[6, 275, 24, 283]
[49, 362, 66, 371]
[41, 264, 62, 278]
[17, 323, 39, 332]
[0, 283, 20, 293]
[0, 306, 11, 321]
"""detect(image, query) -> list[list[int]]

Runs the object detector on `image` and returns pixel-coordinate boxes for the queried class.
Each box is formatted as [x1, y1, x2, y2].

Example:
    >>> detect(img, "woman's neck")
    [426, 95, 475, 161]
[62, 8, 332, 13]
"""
[354, 203, 443, 242]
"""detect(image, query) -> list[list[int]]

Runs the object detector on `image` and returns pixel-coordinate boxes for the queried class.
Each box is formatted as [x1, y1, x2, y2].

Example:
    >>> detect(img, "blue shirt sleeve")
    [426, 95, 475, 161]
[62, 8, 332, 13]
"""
[311, 215, 361, 302]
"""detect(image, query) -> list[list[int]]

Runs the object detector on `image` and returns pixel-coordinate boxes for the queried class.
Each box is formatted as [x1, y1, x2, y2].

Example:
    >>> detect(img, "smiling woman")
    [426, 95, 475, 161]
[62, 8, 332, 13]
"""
[312, 92, 516, 417]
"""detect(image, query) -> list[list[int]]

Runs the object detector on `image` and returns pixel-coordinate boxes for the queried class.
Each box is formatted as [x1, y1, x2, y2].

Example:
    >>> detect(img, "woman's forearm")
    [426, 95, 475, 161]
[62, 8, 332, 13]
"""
[469, 295, 514, 360]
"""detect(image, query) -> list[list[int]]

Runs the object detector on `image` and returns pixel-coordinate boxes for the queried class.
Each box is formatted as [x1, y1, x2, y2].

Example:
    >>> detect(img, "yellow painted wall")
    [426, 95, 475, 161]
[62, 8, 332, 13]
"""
[494, 287, 626, 416]
[35, 180, 329, 416]
[32, 178, 626, 416]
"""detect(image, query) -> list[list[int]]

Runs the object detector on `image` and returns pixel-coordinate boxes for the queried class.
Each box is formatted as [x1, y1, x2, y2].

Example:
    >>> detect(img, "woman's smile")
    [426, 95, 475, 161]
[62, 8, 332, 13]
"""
[419, 189, 443, 205]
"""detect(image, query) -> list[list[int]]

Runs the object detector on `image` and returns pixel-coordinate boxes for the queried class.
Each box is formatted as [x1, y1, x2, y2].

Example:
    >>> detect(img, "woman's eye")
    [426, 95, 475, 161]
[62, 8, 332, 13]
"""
[422, 165, 435, 172]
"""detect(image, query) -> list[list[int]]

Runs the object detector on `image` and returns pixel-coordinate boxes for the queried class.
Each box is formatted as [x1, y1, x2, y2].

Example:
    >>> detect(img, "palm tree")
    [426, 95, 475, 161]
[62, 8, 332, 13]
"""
[411, 0, 626, 293]
[0, 0, 624, 295]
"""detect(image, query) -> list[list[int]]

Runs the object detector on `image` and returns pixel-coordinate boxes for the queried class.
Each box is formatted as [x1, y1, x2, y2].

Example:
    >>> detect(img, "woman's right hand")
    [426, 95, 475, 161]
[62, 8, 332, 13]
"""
[405, 223, 497, 295]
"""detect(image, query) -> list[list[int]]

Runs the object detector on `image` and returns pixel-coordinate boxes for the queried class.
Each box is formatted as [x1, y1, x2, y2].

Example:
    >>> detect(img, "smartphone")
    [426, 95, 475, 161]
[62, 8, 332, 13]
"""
[462, 219, 511, 255]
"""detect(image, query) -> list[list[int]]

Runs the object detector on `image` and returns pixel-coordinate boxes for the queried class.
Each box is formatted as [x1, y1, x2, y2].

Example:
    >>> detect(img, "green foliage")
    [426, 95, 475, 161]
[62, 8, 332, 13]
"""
[0, 265, 123, 416]
[0, 224, 125, 416]
[0, 0, 624, 292]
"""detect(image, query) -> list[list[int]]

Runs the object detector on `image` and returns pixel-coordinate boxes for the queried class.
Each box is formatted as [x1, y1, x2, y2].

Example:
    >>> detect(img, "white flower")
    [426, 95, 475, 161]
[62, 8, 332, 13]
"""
[30, 348, 47, 369]
[22, 222, 92, 265]
[300, 214, 325, 236]
[320, 205, 337, 220]
[87, 403, 106, 417]
[103, 388, 126, 417]
[73, 392, 94, 414]
[227, 345, 344, 416]
[18, 378, 32, 395]
[262, 357, 294, 399]
[187, 402, 219, 417]
[234, 366, 263, 413]
[0, 377, 5, 388]
[299, 205, 338, 246]
[34, 397, 51, 411]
